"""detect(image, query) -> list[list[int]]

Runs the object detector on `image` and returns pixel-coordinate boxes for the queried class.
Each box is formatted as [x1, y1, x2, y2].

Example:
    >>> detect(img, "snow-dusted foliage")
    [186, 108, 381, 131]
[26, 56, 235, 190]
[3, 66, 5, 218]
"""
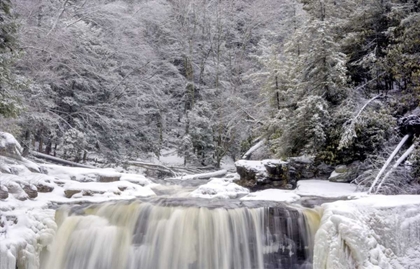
[3, 0, 298, 165]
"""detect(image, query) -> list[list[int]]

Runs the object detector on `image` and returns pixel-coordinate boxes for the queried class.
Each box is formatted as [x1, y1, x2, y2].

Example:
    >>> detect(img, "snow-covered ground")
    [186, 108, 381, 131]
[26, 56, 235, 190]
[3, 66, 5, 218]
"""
[0, 132, 157, 269]
[189, 176, 361, 202]
[0, 163, 157, 269]
[3, 131, 420, 269]
[190, 176, 249, 199]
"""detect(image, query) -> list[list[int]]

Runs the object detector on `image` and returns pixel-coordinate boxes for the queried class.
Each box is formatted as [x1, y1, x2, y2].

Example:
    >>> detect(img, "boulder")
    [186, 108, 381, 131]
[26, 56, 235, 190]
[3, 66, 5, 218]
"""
[0, 185, 8, 200]
[235, 160, 266, 182]
[0, 132, 23, 160]
[335, 165, 348, 174]
[235, 160, 292, 191]
[35, 182, 54, 192]
[397, 115, 420, 136]
[98, 175, 121, 182]
[5, 181, 29, 201]
[64, 188, 106, 198]
[329, 162, 361, 183]
[22, 184, 38, 199]
[288, 156, 316, 179]
[328, 171, 350, 183]
[316, 163, 335, 178]
[64, 189, 82, 198]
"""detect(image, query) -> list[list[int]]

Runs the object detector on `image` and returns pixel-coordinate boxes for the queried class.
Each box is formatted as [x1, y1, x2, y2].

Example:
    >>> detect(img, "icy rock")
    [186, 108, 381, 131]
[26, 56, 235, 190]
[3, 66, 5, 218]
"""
[334, 165, 348, 173]
[64, 189, 82, 198]
[36, 183, 54, 192]
[0, 132, 23, 160]
[191, 177, 249, 199]
[97, 174, 121, 182]
[0, 185, 8, 200]
[22, 184, 38, 199]
[235, 160, 266, 182]
[328, 171, 349, 183]
[6, 181, 29, 201]
[235, 160, 292, 190]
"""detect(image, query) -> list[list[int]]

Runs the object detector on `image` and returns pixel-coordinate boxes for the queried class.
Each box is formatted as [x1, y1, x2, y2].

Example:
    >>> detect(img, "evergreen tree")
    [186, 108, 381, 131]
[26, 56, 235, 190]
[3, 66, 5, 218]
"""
[0, 0, 20, 117]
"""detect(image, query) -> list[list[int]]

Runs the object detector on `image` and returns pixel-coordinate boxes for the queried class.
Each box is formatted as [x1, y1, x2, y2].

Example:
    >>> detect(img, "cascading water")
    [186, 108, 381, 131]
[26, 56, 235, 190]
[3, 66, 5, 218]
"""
[42, 201, 320, 269]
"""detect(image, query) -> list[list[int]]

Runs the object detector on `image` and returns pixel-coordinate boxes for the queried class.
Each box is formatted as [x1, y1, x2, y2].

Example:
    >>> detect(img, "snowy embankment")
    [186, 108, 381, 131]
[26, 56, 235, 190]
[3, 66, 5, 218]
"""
[314, 196, 420, 269]
[0, 132, 156, 269]
[191, 177, 361, 202]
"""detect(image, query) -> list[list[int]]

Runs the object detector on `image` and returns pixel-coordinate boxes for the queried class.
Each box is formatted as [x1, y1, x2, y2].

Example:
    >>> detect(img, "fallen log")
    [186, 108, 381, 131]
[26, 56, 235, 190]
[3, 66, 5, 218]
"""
[31, 151, 95, 169]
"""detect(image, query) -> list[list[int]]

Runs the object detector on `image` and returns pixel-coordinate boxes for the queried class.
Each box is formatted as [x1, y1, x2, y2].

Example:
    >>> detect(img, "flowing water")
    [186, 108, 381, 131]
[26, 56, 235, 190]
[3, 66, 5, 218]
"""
[42, 199, 320, 269]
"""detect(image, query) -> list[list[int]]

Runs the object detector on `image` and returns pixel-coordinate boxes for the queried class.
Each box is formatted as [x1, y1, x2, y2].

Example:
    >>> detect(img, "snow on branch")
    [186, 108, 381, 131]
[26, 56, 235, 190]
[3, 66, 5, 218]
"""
[368, 134, 411, 194]
[375, 143, 416, 193]
[338, 94, 383, 150]
[242, 138, 266, 160]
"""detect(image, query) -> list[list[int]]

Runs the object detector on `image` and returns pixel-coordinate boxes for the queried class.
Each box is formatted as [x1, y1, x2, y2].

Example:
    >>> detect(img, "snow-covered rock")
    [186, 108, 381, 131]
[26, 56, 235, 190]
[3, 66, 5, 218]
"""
[0, 185, 8, 200]
[0, 132, 23, 160]
[190, 177, 249, 199]
[235, 159, 292, 190]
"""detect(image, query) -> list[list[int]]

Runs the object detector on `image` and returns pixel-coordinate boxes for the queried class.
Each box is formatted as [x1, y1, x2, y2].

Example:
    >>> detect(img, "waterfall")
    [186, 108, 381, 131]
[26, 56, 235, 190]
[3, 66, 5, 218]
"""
[42, 201, 320, 269]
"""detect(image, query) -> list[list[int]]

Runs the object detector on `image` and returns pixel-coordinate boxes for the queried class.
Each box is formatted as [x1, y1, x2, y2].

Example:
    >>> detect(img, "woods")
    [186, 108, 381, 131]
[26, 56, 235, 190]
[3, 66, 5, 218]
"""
[0, 0, 418, 180]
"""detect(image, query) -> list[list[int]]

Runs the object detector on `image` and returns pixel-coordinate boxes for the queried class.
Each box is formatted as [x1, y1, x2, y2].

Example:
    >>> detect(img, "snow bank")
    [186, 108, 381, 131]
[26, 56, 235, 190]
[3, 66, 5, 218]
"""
[240, 179, 361, 203]
[0, 132, 157, 269]
[190, 177, 249, 199]
[241, 189, 300, 203]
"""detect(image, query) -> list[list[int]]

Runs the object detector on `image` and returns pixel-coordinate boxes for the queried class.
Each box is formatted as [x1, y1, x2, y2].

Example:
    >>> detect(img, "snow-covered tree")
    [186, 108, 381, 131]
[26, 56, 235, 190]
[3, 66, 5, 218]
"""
[0, 0, 21, 118]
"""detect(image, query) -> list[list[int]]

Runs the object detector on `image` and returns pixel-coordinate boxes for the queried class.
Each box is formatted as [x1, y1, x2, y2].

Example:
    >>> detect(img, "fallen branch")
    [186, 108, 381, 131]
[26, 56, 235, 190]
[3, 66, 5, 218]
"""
[339, 94, 383, 150]
[31, 151, 95, 169]
[47, 0, 70, 36]
[375, 144, 416, 193]
[368, 134, 411, 194]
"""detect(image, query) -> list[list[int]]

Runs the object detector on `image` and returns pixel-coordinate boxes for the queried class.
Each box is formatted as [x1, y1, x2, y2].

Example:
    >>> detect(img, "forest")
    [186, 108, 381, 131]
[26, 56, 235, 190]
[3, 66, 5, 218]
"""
[0, 0, 419, 190]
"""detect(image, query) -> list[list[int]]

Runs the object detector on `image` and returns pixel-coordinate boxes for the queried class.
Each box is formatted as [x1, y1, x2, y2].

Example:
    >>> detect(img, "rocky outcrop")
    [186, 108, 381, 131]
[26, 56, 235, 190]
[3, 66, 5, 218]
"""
[235, 157, 343, 190]
[328, 162, 361, 183]
[235, 160, 292, 191]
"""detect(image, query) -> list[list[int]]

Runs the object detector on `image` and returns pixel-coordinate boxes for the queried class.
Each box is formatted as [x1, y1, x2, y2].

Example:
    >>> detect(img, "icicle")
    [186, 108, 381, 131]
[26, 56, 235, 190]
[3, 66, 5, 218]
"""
[375, 144, 416, 194]
[368, 134, 411, 194]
